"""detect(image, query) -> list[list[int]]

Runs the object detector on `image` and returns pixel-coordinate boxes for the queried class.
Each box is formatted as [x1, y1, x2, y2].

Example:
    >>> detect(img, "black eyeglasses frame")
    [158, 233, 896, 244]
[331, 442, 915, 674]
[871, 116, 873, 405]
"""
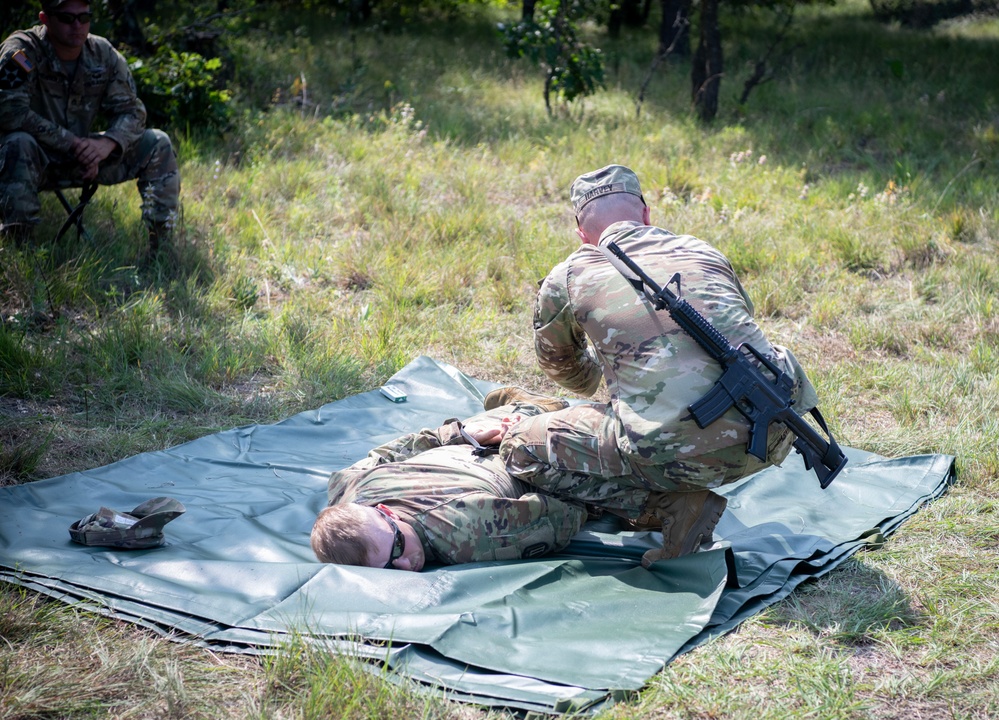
[375, 507, 405, 569]
[50, 11, 94, 25]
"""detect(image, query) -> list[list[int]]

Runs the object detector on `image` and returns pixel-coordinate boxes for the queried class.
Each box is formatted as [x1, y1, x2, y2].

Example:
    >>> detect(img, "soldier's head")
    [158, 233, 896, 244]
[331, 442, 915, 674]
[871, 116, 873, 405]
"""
[570, 164, 650, 245]
[311, 503, 425, 571]
[40, 0, 92, 60]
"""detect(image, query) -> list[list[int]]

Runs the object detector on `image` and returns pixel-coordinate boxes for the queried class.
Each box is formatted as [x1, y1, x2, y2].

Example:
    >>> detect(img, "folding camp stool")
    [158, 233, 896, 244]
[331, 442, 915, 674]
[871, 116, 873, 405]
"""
[54, 181, 98, 242]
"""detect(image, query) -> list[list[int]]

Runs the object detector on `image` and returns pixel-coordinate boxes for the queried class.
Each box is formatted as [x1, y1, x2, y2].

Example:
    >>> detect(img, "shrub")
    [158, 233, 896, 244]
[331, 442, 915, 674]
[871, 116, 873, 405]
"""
[129, 48, 233, 132]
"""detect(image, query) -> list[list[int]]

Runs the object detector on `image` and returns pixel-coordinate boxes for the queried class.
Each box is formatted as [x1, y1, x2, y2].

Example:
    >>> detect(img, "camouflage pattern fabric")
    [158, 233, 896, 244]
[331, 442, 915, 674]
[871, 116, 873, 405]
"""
[68, 496, 186, 549]
[528, 221, 817, 512]
[500, 401, 652, 514]
[500, 401, 795, 517]
[327, 406, 586, 565]
[0, 26, 179, 228]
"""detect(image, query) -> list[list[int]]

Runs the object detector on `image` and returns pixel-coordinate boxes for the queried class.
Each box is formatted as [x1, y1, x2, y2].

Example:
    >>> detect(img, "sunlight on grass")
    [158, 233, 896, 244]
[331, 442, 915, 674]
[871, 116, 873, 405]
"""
[2, 0, 998, 717]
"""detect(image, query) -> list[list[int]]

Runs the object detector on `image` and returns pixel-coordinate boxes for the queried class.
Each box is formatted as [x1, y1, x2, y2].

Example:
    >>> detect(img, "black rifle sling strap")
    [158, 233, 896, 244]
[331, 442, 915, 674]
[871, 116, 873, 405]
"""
[596, 242, 653, 300]
[595, 241, 843, 479]
[596, 245, 847, 488]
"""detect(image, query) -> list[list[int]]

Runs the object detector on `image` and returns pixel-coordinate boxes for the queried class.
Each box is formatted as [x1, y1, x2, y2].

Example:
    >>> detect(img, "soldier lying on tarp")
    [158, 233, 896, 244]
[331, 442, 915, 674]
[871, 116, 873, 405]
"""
[312, 384, 751, 571]
[311, 390, 585, 571]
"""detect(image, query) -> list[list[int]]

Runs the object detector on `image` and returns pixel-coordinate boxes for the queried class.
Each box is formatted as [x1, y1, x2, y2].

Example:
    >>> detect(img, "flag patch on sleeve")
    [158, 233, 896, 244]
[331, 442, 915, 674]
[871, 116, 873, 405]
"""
[0, 50, 34, 90]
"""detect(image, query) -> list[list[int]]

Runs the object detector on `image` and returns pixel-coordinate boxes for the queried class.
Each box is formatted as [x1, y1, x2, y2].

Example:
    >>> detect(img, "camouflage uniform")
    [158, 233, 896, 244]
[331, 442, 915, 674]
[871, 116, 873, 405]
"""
[0, 26, 179, 230]
[327, 405, 586, 565]
[501, 221, 818, 518]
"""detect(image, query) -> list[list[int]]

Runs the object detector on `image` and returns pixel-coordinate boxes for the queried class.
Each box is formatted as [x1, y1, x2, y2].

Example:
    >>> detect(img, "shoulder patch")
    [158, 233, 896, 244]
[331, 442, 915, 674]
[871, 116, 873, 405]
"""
[12, 50, 33, 73]
[0, 50, 33, 91]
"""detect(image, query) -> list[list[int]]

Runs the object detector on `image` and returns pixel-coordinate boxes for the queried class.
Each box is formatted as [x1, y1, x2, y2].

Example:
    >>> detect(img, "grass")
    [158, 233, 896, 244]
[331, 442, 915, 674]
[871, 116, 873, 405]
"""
[2, 0, 999, 717]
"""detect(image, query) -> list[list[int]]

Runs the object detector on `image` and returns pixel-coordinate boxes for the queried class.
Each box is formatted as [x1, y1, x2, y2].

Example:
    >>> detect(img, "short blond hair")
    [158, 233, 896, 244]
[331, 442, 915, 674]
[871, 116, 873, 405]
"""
[311, 504, 376, 566]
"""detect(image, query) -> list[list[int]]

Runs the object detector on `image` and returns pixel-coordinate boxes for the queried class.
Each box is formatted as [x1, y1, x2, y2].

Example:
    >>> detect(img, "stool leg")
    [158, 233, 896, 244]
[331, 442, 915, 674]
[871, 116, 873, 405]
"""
[54, 183, 96, 243]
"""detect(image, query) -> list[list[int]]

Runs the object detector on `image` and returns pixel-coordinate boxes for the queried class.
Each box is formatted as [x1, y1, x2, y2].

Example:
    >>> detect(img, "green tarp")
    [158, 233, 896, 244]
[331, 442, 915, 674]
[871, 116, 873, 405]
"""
[0, 356, 955, 714]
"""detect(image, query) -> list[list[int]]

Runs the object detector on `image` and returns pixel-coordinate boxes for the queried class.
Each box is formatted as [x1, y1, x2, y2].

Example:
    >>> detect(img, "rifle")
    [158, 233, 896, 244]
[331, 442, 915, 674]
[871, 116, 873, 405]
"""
[603, 241, 847, 489]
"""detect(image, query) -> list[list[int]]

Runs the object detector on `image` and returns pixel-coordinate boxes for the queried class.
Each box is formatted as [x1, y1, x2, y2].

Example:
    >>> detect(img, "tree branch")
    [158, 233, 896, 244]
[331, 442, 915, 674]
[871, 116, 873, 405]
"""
[738, 3, 797, 106]
[635, 11, 690, 118]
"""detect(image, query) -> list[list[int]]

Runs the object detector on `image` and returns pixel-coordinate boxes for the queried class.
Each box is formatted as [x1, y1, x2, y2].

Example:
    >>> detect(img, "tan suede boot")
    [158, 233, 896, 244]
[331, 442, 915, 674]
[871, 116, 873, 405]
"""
[640, 490, 728, 568]
[483, 386, 568, 413]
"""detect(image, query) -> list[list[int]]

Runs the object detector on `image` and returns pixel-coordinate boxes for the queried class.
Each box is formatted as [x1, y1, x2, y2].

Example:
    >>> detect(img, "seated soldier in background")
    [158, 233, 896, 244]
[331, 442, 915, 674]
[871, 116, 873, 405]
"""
[0, 0, 180, 251]
[312, 395, 587, 571]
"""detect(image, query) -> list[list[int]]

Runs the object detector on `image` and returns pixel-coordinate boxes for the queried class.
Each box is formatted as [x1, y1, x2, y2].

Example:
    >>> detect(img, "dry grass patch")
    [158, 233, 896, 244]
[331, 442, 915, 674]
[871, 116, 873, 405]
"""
[0, 588, 263, 719]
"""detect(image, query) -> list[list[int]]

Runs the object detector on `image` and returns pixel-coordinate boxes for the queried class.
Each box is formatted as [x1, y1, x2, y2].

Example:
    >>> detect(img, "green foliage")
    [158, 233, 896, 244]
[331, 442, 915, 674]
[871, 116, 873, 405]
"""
[500, 0, 605, 111]
[0, 324, 53, 398]
[128, 48, 233, 131]
[0, 4, 37, 35]
[0, 428, 52, 483]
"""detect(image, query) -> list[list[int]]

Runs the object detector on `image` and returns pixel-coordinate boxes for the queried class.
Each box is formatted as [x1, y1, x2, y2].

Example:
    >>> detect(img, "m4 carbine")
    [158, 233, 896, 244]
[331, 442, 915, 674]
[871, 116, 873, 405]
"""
[604, 241, 847, 489]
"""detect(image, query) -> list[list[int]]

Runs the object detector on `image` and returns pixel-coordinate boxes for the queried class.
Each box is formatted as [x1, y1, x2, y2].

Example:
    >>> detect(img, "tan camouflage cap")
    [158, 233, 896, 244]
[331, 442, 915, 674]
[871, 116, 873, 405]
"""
[570, 164, 645, 214]
[42, 0, 89, 9]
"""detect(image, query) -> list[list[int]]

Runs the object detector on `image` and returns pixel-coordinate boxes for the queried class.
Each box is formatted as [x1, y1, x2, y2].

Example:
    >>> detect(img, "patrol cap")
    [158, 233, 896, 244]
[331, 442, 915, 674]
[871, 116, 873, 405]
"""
[570, 164, 645, 214]
[42, 0, 89, 9]
[69, 497, 185, 550]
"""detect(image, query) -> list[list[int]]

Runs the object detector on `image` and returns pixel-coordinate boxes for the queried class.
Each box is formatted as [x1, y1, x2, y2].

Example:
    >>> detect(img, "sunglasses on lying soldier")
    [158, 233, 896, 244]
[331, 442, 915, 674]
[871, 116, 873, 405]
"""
[50, 11, 94, 25]
[375, 507, 406, 568]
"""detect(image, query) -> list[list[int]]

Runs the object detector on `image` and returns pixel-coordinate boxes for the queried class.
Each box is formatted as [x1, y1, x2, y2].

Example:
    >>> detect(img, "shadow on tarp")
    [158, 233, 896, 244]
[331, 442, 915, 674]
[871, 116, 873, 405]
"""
[0, 356, 955, 714]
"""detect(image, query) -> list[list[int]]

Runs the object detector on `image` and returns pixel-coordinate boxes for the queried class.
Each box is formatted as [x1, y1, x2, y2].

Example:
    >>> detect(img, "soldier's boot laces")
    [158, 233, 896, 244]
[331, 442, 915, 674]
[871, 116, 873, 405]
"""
[640, 490, 728, 569]
[483, 386, 568, 414]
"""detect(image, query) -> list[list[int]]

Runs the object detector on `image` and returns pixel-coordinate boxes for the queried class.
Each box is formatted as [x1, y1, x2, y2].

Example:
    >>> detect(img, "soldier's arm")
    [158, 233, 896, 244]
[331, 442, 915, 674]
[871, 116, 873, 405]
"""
[0, 39, 76, 154]
[326, 420, 467, 504]
[419, 491, 586, 564]
[97, 45, 146, 156]
[533, 266, 602, 396]
[364, 420, 468, 465]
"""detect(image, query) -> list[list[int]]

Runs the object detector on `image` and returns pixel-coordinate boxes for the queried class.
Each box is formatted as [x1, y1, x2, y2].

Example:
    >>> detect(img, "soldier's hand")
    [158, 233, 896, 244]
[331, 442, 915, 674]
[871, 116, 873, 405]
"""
[71, 136, 117, 170]
[81, 160, 99, 182]
[463, 413, 525, 445]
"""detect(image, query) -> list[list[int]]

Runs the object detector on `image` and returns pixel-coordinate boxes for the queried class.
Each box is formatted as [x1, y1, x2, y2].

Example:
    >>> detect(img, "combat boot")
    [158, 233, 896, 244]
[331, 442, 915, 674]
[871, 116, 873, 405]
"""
[639, 489, 728, 568]
[483, 386, 568, 413]
[147, 221, 173, 255]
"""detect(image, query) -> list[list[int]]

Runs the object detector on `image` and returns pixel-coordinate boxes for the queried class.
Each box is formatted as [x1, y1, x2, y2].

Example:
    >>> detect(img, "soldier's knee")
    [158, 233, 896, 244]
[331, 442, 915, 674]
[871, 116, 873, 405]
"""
[145, 128, 178, 168]
[132, 128, 178, 176]
[149, 127, 174, 150]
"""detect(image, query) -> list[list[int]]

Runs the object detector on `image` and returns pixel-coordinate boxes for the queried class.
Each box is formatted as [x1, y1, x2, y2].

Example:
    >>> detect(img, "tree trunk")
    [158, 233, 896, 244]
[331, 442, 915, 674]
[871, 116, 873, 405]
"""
[522, 0, 537, 21]
[692, 0, 722, 122]
[104, 0, 150, 52]
[609, 6, 622, 38]
[350, 0, 374, 23]
[609, 0, 645, 37]
[659, 0, 690, 56]
[641, 0, 655, 24]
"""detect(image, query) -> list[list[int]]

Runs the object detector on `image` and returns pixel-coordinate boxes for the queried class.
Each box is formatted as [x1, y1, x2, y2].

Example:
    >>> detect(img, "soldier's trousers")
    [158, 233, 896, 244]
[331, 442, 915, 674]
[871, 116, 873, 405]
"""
[498, 401, 794, 518]
[0, 129, 180, 228]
